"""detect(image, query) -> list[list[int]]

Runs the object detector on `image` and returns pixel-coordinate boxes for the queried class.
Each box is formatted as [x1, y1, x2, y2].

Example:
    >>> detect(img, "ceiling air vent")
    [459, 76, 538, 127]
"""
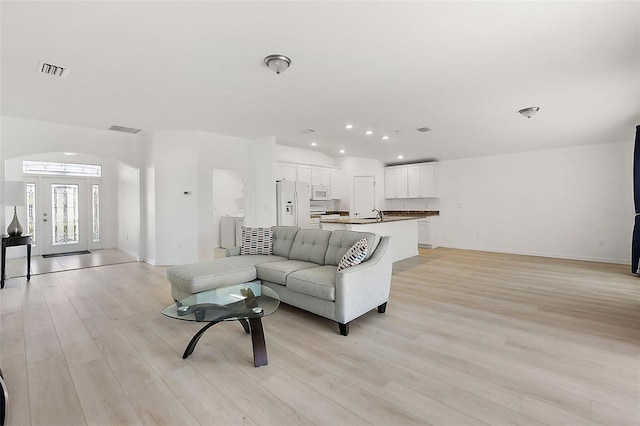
[38, 61, 70, 78]
[109, 125, 142, 134]
[416, 127, 431, 133]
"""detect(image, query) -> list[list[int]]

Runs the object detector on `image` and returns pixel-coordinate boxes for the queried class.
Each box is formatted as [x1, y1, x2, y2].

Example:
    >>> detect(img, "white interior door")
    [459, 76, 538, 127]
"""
[353, 176, 376, 218]
[40, 177, 90, 255]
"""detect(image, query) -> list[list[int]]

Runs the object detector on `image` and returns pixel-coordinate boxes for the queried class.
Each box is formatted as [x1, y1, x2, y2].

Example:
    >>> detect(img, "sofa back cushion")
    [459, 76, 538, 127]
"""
[289, 229, 332, 265]
[325, 230, 380, 266]
[271, 226, 300, 258]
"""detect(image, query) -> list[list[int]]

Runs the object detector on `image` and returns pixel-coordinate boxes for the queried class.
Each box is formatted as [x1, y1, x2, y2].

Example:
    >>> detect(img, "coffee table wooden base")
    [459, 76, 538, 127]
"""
[182, 317, 269, 367]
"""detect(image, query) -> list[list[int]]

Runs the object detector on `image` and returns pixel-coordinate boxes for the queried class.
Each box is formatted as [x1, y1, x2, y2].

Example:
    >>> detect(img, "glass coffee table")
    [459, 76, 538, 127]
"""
[162, 280, 279, 367]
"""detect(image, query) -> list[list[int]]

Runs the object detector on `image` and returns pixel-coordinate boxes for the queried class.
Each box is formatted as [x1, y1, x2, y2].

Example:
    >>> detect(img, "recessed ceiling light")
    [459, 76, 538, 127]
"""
[345, 124, 353, 129]
[311, 142, 317, 146]
[339, 149, 345, 154]
[382, 135, 389, 140]
[365, 130, 373, 135]
[64, 152, 77, 156]
[397, 155, 404, 159]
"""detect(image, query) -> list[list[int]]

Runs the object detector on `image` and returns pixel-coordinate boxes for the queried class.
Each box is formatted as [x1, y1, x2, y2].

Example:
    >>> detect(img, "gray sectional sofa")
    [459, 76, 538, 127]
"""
[167, 226, 392, 335]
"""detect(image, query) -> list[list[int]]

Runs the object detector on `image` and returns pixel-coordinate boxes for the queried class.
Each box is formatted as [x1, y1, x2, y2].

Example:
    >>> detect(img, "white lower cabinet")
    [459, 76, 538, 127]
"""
[220, 217, 244, 249]
[417, 216, 441, 248]
[309, 217, 320, 229]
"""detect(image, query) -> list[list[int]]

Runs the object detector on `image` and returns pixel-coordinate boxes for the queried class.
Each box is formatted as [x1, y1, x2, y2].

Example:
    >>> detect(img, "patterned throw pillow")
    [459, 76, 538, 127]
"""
[337, 238, 368, 271]
[240, 227, 273, 255]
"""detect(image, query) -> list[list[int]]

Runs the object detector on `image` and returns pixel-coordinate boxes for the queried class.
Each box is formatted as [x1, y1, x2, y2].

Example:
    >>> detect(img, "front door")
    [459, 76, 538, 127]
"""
[40, 177, 90, 255]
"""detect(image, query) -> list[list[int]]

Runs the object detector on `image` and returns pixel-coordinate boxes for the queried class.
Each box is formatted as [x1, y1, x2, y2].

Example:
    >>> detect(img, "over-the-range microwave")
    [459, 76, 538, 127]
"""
[311, 185, 332, 200]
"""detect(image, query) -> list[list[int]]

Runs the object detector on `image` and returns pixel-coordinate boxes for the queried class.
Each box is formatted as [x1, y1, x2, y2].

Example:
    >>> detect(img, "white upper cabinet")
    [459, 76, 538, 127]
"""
[311, 167, 331, 186]
[384, 168, 397, 198]
[395, 167, 408, 198]
[297, 165, 312, 184]
[385, 162, 438, 199]
[384, 167, 408, 198]
[275, 162, 298, 181]
[283, 163, 298, 181]
[274, 162, 342, 199]
[330, 169, 342, 199]
[407, 166, 421, 198]
[419, 163, 436, 197]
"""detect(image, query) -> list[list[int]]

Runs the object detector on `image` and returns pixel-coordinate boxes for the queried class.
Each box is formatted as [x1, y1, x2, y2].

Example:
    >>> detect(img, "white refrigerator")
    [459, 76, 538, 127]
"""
[276, 181, 312, 228]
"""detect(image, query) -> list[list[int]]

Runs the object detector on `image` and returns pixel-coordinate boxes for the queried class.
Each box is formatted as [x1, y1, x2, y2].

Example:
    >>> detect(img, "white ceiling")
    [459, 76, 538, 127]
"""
[2, 1, 639, 164]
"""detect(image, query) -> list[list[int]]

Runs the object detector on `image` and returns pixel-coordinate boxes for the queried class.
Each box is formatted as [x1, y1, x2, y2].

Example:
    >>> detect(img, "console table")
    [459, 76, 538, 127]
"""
[1, 234, 32, 289]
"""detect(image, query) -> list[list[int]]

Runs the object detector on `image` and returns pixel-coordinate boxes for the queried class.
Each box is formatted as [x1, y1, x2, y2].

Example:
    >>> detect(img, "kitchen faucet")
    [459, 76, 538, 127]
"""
[372, 209, 383, 222]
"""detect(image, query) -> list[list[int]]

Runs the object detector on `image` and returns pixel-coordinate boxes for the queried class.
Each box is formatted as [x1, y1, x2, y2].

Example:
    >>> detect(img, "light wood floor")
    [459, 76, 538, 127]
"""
[4, 248, 137, 278]
[0, 248, 638, 425]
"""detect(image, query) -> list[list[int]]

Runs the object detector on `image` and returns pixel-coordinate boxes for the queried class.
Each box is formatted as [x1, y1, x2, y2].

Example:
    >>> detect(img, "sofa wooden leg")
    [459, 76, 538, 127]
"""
[338, 322, 349, 336]
[377, 302, 387, 313]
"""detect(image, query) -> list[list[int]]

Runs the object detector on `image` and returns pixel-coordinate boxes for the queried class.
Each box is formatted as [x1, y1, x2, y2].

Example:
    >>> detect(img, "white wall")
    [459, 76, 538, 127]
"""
[4, 153, 119, 256]
[147, 129, 252, 264]
[143, 141, 156, 264]
[336, 156, 386, 214]
[438, 141, 634, 263]
[1, 116, 142, 168]
[1, 116, 142, 258]
[150, 131, 199, 265]
[275, 144, 336, 168]
[385, 198, 442, 212]
[212, 169, 244, 249]
[244, 137, 276, 227]
[117, 162, 140, 258]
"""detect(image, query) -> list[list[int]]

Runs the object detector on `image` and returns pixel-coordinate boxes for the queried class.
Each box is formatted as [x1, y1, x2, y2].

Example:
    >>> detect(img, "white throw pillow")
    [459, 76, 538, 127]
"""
[240, 227, 273, 255]
[337, 238, 368, 271]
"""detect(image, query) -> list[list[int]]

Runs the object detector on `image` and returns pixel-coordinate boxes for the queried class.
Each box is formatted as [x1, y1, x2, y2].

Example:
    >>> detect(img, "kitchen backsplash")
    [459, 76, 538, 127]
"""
[322, 210, 439, 217]
[383, 210, 439, 217]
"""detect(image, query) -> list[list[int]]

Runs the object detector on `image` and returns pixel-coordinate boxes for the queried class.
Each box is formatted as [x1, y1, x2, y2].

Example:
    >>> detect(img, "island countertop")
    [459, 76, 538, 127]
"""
[320, 217, 427, 262]
[320, 216, 421, 225]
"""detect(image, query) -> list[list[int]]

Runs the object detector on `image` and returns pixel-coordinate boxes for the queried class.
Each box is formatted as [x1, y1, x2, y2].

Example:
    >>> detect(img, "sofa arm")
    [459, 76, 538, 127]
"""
[225, 247, 241, 257]
[333, 236, 392, 324]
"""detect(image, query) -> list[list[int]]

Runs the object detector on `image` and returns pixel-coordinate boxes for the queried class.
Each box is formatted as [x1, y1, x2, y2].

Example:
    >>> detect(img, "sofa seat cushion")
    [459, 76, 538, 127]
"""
[167, 255, 286, 295]
[255, 260, 318, 285]
[286, 265, 338, 301]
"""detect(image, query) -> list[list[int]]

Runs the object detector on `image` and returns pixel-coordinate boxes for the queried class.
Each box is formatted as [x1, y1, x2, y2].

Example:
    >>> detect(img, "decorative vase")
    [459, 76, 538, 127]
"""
[7, 206, 23, 237]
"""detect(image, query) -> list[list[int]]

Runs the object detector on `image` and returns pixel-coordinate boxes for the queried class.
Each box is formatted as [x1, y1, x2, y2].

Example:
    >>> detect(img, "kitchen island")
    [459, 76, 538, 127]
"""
[320, 216, 420, 262]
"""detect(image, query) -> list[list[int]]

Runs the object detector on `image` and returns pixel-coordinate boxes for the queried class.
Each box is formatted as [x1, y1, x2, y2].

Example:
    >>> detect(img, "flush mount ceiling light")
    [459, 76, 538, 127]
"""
[345, 124, 353, 129]
[365, 130, 373, 135]
[339, 149, 345, 154]
[382, 135, 389, 140]
[311, 142, 317, 146]
[518, 107, 540, 118]
[264, 54, 291, 74]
